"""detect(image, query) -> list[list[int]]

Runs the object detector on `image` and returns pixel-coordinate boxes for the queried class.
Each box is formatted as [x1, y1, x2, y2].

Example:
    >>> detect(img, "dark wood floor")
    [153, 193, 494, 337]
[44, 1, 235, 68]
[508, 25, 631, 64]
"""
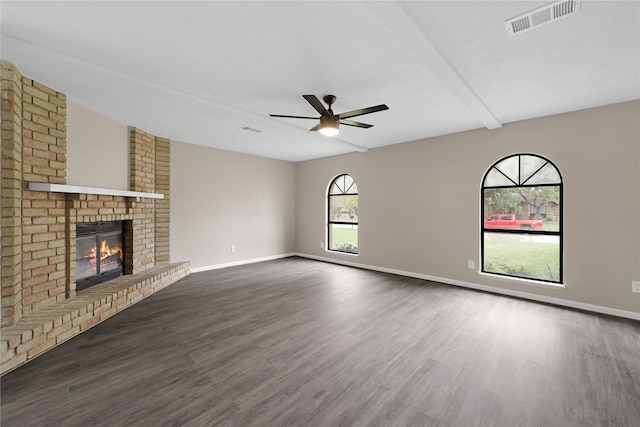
[1, 257, 639, 426]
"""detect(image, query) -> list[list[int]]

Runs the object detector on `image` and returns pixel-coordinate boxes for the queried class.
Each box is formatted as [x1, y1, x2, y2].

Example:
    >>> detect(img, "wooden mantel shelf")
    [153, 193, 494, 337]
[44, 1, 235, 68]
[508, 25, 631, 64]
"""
[28, 183, 165, 199]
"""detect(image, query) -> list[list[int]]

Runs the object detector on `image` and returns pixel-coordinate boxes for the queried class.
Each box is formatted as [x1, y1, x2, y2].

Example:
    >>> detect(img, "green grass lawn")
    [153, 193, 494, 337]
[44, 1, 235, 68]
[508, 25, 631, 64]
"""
[541, 220, 560, 232]
[330, 227, 358, 252]
[484, 235, 560, 281]
[329, 226, 560, 282]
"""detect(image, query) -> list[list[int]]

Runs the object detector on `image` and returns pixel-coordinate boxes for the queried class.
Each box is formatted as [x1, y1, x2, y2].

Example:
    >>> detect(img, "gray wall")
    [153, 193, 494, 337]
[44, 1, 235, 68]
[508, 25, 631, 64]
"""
[67, 101, 129, 190]
[170, 141, 296, 269]
[295, 101, 640, 314]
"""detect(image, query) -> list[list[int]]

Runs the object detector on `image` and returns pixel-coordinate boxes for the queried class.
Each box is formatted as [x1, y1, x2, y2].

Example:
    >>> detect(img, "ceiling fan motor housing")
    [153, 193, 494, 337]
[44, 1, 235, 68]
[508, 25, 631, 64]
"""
[322, 95, 337, 108]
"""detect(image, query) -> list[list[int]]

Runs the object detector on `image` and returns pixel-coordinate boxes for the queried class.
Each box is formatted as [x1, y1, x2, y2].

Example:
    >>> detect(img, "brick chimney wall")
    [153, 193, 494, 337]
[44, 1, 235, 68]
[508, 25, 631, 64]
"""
[1, 60, 171, 327]
[1, 61, 25, 326]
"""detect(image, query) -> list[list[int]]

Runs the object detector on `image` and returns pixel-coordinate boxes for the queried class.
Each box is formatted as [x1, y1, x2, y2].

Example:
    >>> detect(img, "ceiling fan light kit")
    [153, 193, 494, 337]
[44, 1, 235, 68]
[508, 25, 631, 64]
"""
[270, 94, 389, 137]
[319, 115, 340, 136]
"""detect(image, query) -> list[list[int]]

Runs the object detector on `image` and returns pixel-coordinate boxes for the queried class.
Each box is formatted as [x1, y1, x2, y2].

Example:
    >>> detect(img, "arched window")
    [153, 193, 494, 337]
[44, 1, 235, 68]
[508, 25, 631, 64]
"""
[482, 154, 562, 283]
[327, 174, 358, 254]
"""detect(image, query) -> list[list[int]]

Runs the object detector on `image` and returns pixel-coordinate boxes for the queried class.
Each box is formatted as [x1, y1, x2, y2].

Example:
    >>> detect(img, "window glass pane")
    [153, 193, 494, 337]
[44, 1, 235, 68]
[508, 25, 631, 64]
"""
[329, 195, 358, 223]
[76, 236, 97, 281]
[483, 232, 560, 282]
[483, 186, 560, 231]
[329, 175, 358, 195]
[329, 182, 341, 195]
[525, 163, 561, 185]
[495, 156, 520, 184]
[329, 224, 358, 253]
[520, 156, 547, 184]
[484, 168, 515, 187]
[343, 175, 355, 193]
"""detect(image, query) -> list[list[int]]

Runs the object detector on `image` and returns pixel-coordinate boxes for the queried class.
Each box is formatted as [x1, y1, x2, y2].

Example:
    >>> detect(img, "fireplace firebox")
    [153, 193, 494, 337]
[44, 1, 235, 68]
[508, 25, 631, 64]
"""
[76, 221, 125, 291]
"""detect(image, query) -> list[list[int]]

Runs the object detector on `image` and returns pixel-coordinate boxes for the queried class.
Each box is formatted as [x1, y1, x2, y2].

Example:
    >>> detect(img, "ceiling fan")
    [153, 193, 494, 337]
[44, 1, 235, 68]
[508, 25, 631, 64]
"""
[269, 94, 389, 136]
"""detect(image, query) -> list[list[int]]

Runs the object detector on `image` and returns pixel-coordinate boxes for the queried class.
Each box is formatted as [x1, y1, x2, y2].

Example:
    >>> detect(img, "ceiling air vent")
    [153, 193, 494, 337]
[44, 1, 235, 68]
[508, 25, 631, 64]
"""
[505, 0, 581, 36]
[238, 125, 262, 134]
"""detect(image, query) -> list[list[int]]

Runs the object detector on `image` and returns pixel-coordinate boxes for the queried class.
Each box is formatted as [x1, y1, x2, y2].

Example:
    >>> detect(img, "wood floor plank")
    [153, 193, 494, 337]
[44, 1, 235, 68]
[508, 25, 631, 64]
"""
[1, 257, 639, 426]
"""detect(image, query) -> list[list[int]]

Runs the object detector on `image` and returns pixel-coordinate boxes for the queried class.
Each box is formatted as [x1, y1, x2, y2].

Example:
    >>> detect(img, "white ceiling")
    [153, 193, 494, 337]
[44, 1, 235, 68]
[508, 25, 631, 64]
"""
[1, 1, 638, 162]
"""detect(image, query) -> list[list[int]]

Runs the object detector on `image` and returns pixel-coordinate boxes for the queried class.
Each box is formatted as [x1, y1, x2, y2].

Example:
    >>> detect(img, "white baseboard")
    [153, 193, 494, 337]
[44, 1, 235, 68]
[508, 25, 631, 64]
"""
[190, 253, 297, 273]
[293, 252, 640, 321]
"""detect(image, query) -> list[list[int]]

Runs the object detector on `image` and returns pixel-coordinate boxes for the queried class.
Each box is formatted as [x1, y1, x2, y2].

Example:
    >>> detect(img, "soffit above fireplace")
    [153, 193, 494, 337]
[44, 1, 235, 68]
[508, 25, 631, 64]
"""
[28, 183, 164, 199]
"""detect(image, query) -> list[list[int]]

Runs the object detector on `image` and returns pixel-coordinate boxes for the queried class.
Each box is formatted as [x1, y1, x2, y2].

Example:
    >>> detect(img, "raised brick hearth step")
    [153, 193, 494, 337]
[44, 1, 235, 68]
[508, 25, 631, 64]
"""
[0, 261, 190, 376]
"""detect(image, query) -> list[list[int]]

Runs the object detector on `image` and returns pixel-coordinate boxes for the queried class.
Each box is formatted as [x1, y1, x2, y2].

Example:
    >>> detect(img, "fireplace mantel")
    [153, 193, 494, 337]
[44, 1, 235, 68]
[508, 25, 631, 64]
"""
[28, 183, 165, 199]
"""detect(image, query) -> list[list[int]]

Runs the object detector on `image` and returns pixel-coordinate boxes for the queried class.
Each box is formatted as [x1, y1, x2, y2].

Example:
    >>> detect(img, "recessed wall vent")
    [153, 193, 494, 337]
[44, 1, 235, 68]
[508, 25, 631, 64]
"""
[505, 0, 581, 36]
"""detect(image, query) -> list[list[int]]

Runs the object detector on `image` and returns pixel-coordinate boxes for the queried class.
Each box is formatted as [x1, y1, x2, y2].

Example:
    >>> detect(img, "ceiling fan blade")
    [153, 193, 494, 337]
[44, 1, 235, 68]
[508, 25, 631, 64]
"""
[340, 119, 373, 129]
[269, 114, 318, 120]
[309, 123, 321, 131]
[303, 94, 330, 116]
[338, 104, 389, 120]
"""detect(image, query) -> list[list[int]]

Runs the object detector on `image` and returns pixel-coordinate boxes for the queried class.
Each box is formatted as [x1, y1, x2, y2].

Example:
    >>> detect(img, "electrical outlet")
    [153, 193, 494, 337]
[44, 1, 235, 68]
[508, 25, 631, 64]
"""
[468, 260, 475, 269]
[231, 245, 236, 253]
[320, 242, 324, 249]
[632, 281, 640, 293]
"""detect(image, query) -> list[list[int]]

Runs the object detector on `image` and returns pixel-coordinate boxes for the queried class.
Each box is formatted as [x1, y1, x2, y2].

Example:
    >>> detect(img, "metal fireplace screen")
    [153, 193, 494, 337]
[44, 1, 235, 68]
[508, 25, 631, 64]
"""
[76, 221, 124, 291]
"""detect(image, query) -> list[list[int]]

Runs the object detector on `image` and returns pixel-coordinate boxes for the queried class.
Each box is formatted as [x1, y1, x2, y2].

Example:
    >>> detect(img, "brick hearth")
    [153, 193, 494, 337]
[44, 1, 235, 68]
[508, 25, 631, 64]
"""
[1, 61, 190, 374]
[1, 262, 190, 374]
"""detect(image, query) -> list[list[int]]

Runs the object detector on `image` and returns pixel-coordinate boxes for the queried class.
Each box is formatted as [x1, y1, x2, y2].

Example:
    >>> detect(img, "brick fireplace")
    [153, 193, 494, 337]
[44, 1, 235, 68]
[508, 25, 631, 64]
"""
[1, 61, 190, 374]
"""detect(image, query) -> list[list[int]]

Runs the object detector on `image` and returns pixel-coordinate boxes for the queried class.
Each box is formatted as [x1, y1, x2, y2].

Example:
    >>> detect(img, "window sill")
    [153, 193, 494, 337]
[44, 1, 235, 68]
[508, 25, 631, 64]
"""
[478, 272, 566, 290]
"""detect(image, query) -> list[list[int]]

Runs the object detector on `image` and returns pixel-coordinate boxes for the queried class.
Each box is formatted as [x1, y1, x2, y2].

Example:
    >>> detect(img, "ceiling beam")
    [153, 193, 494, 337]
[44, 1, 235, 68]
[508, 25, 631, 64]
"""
[360, 1, 502, 130]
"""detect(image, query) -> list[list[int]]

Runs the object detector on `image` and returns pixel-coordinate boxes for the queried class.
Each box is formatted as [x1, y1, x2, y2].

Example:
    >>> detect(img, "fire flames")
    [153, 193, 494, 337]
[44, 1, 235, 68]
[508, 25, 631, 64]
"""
[100, 240, 122, 260]
[86, 240, 123, 264]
